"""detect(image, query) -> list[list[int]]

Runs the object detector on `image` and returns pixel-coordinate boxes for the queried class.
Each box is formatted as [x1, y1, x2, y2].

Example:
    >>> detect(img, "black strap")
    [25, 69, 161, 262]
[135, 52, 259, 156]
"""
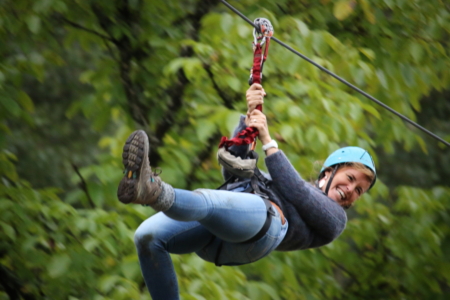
[241, 198, 275, 244]
[253, 166, 271, 186]
[214, 198, 274, 266]
[324, 165, 338, 195]
[214, 240, 224, 267]
[216, 174, 237, 190]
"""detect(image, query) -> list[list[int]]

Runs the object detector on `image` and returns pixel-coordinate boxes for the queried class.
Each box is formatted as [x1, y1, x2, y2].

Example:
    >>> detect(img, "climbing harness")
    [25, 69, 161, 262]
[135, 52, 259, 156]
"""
[214, 151, 281, 266]
[219, 0, 449, 148]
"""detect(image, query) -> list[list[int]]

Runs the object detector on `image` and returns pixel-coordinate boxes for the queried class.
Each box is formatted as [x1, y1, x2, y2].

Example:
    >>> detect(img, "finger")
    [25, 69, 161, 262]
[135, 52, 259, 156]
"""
[249, 113, 264, 121]
[252, 118, 267, 127]
[247, 99, 264, 107]
[250, 121, 268, 136]
[254, 91, 266, 98]
[249, 109, 264, 117]
[249, 83, 263, 90]
[249, 90, 265, 96]
[246, 91, 265, 101]
[249, 118, 262, 128]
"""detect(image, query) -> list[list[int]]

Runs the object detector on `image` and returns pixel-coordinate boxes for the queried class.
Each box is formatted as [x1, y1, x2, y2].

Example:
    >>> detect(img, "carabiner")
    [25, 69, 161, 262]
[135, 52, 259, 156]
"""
[252, 18, 274, 46]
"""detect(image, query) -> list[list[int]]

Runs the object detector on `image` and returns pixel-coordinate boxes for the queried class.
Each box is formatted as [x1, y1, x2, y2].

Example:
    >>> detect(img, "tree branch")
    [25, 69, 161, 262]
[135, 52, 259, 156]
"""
[71, 163, 95, 208]
[91, 3, 150, 128]
[317, 248, 363, 288]
[88, 0, 219, 167]
[204, 64, 237, 109]
[148, 68, 189, 165]
[55, 15, 114, 42]
[149, 0, 219, 165]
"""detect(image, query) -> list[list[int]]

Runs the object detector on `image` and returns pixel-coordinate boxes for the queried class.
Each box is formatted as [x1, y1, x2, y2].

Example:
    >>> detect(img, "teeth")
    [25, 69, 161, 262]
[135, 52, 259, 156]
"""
[337, 188, 345, 200]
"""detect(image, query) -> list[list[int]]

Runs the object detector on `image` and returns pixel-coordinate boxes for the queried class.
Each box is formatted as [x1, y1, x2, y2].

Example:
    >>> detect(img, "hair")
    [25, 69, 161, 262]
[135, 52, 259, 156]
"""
[342, 162, 375, 183]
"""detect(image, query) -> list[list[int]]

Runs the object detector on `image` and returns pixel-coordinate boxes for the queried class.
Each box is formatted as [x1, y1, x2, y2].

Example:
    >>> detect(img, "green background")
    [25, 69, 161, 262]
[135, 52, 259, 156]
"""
[1, 0, 449, 299]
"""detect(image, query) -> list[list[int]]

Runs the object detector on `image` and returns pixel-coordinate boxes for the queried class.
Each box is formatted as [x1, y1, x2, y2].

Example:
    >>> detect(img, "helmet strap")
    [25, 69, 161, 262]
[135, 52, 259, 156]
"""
[324, 165, 339, 196]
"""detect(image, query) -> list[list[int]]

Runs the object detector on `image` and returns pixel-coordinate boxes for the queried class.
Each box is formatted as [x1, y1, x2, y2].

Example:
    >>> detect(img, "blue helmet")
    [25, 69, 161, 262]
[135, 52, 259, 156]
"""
[320, 147, 377, 189]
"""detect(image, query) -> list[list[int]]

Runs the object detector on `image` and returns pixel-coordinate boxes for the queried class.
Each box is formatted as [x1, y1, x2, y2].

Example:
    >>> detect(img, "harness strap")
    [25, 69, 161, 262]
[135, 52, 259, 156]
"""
[241, 198, 275, 244]
[214, 240, 224, 266]
[216, 174, 238, 190]
[218, 18, 273, 149]
[214, 151, 277, 266]
[249, 43, 263, 86]
[214, 198, 275, 267]
[324, 165, 339, 195]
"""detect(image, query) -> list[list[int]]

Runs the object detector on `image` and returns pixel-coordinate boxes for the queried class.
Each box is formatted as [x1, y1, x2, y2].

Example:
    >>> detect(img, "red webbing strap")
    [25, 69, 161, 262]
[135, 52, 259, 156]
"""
[251, 43, 263, 85]
[251, 43, 263, 112]
[218, 42, 267, 149]
[218, 127, 259, 148]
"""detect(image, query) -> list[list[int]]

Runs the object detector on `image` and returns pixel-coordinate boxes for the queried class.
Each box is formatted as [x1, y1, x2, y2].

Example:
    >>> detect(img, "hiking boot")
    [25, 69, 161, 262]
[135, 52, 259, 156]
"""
[117, 130, 163, 205]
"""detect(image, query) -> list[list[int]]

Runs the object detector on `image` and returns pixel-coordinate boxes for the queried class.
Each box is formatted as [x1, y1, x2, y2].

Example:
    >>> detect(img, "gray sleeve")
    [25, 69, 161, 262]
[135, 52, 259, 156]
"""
[221, 115, 251, 180]
[265, 150, 347, 245]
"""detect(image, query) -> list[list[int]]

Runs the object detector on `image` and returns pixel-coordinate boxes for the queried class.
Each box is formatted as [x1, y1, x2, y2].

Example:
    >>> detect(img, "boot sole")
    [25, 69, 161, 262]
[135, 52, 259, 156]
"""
[117, 130, 150, 204]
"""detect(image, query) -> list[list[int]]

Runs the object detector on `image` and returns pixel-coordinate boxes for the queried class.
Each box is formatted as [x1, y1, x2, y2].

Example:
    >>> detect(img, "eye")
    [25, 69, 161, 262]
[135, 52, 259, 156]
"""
[356, 187, 363, 196]
[347, 175, 353, 181]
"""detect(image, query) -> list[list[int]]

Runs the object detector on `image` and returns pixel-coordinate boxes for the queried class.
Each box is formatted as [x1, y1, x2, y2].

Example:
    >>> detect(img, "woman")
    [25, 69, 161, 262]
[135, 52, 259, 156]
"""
[117, 84, 376, 299]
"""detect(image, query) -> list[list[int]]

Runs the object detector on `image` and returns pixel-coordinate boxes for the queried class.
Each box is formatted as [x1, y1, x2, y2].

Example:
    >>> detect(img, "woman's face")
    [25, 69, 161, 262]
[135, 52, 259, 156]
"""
[320, 166, 372, 207]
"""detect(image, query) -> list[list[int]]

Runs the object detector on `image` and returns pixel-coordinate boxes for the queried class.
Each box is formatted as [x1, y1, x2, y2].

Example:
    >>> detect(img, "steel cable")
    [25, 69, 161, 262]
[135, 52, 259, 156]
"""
[219, 0, 450, 148]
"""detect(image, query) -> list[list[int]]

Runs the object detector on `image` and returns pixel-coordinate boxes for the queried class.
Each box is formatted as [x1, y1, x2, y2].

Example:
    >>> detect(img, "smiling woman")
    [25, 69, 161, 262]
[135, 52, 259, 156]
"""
[319, 162, 375, 208]
[117, 85, 378, 300]
[317, 147, 377, 209]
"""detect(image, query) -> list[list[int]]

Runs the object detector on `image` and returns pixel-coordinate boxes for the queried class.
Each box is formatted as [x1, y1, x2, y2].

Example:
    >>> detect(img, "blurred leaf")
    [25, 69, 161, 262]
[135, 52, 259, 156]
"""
[226, 76, 242, 92]
[98, 275, 120, 293]
[333, 0, 356, 21]
[47, 254, 71, 278]
[376, 69, 388, 89]
[409, 41, 424, 63]
[26, 15, 41, 33]
[361, 103, 381, 120]
[295, 19, 310, 37]
[17, 91, 35, 112]
[360, 0, 376, 24]
[359, 48, 375, 61]
[0, 96, 21, 117]
[0, 221, 16, 241]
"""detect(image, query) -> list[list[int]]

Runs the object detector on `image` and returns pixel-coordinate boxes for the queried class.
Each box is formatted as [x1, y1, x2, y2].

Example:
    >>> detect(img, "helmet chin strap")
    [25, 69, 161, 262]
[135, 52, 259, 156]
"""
[324, 165, 339, 196]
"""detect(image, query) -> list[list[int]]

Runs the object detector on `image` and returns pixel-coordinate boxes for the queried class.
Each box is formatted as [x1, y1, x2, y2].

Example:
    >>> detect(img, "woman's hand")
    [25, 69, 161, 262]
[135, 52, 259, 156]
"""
[245, 84, 277, 155]
[245, 83, 266, 126]
[247, 110, 272, 145]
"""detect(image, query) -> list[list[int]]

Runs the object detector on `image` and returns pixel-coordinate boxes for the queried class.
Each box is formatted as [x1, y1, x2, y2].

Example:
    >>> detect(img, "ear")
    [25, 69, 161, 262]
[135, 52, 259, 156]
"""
[319, 179, 325, 188]
[321, 170, 332, 181]
[318, 174, 329, 189]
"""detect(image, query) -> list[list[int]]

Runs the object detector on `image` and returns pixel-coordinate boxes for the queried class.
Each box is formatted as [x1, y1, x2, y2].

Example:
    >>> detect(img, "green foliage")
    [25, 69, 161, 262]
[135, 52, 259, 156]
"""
[1, 0, 449, 299]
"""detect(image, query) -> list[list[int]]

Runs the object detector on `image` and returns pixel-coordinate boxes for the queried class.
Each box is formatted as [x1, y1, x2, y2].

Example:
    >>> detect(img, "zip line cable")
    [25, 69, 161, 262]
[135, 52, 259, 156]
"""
[219, 0, 450, 148]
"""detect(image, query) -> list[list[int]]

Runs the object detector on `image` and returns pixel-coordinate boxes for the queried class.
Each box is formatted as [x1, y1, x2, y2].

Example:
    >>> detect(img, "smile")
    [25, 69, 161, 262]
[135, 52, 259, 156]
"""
[337, 188, 345, 200]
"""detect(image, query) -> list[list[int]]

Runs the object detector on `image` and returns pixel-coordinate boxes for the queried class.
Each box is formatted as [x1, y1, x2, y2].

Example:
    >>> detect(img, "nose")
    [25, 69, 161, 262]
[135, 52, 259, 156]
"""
[345, 183, 357, 198]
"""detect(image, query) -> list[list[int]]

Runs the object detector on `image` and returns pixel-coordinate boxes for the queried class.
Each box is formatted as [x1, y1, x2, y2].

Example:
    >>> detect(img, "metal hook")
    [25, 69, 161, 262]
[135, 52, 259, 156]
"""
[253, 18, 273, 47]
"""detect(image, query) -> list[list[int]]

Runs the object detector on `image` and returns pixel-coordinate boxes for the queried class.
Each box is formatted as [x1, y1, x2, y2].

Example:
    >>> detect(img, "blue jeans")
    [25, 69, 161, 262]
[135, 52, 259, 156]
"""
[134, 188, 288, 300]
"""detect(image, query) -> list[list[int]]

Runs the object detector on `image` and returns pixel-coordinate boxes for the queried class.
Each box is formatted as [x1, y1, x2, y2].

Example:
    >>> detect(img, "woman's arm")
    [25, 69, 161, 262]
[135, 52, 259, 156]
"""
[265, 151, 347, 242]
